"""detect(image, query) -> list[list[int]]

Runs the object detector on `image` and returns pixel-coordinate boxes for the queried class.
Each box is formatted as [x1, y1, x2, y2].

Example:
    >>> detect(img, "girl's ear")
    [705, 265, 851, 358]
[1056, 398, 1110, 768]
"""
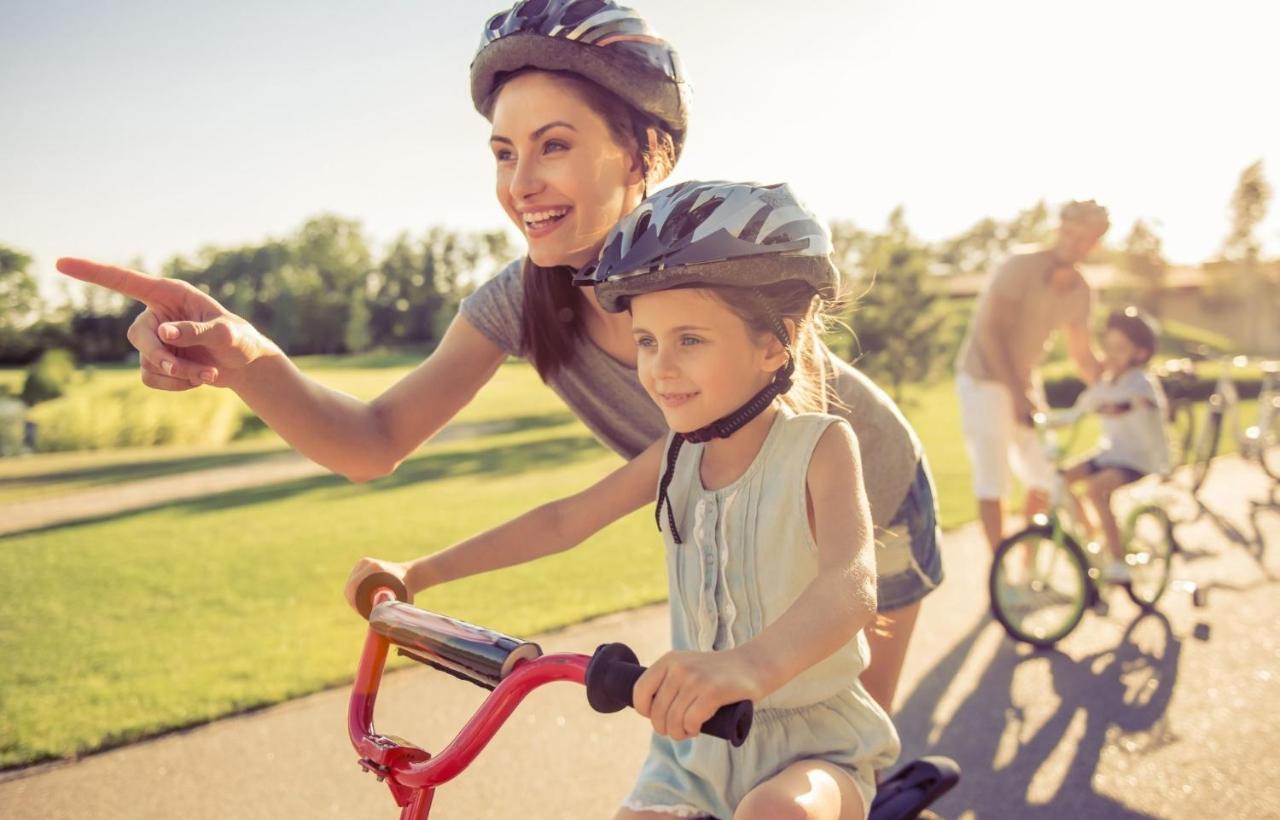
[761, 318, 796, 374]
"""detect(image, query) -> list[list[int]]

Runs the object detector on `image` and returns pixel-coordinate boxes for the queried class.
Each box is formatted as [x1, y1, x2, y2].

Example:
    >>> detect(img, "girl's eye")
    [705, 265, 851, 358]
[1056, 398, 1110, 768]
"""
[544, 140, 569, 154]
[680, 335, 703, 346]
[635, 336, 656, 348]
[493, 148, 514, 162]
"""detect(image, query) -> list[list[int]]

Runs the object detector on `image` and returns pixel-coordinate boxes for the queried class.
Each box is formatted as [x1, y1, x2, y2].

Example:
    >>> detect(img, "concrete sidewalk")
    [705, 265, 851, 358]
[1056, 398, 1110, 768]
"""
[0, 420, 511, 537]
[2, 458, 1278, 819]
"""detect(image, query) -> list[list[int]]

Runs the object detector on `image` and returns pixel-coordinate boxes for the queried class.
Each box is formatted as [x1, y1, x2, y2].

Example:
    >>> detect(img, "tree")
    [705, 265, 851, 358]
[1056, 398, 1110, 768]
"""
[1222, 160, 1272, 267]
[343, 284, 373, 354]
[1208, 161, 1277, 350]
[830, 209, 955, 402]
[0, 245, 42, 362]
[0, 246, 39, 330]
[1122, 220, 1168, 315]
[935, 200, 1052, 277]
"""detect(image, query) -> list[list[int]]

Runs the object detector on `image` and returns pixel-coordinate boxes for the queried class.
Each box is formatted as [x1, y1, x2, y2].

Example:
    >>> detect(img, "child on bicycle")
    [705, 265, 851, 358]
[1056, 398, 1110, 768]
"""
[345, 180, 900, 819]
[1061, 306, 1171, 583]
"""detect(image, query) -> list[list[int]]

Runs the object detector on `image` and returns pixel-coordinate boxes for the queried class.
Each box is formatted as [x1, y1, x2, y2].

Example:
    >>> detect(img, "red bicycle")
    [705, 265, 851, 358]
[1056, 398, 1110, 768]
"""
[349, 572, 958, 819]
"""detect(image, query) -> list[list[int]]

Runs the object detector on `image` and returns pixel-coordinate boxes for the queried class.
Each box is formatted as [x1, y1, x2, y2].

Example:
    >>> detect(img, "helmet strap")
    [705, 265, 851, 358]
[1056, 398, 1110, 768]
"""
[655, 290, 794, 544]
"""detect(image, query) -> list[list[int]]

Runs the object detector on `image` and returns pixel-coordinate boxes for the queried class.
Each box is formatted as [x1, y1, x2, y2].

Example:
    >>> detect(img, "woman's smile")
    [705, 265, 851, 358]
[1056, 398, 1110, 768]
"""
[521, 205, 573, 238]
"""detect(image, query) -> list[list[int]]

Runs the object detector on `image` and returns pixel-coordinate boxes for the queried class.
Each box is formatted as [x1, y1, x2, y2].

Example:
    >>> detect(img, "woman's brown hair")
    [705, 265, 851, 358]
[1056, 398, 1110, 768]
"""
[481, 69, 678, 381]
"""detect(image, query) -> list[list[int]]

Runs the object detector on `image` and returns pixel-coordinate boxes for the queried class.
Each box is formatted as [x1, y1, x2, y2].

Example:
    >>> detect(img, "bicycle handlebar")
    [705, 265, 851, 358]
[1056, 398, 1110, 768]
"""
[584, 642, 754, 747]
[351, 572, 753, 743]
[355, 572, 410, 619]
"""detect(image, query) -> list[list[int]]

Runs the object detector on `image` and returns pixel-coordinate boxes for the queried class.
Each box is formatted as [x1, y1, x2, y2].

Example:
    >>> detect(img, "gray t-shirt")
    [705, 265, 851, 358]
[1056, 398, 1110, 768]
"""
[460, 260, 923, 526]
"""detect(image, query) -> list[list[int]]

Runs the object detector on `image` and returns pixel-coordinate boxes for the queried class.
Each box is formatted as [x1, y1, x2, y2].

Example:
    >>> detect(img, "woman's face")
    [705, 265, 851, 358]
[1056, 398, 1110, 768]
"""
[489, 72, 645, 269]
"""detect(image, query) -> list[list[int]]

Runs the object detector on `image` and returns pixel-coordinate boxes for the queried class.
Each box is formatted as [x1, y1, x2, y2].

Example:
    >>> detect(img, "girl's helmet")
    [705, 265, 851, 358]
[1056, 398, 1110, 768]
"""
[575, 180, 840, 311]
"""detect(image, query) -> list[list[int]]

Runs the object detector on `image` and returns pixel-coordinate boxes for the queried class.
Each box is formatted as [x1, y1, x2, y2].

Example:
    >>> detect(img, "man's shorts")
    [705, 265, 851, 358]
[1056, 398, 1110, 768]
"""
[956, 372, 1055, 501]
[876, 458, 945, 612]
[1077, 455, 1146, 488]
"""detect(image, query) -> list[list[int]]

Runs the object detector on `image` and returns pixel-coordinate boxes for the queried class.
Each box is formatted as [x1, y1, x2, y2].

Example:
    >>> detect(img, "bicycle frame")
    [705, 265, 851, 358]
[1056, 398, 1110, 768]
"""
[348, 587, 591, 819]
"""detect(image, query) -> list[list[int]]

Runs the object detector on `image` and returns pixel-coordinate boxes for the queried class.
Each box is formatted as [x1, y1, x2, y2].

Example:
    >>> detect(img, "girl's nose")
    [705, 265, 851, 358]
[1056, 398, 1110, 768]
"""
[653, 346, 681, 379]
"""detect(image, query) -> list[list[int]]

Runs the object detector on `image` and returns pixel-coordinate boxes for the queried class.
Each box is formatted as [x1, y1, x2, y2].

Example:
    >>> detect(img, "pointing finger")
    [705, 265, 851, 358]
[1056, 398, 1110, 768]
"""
[56, 257, 167, 305]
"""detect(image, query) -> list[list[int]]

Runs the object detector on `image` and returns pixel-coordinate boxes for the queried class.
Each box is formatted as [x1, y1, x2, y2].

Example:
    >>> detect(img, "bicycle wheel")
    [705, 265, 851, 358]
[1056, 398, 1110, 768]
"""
[1166, 398, 1197, 470]
[1188, 406, 1222, 493]
[1122, 505, 1175, 609]
[1259, 394, 1280, 482]
[990, 525, 1090, 648]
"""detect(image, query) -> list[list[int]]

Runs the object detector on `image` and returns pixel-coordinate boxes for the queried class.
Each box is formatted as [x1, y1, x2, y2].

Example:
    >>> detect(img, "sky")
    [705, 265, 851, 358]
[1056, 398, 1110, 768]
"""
[3, 0, 1278, 299]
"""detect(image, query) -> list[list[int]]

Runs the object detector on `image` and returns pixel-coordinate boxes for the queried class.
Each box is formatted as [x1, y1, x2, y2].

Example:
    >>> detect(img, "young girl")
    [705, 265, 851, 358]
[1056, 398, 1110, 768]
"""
[56, 0, 939, 717]
[346, 180, 900, 819]
[1062, 307, 1171, 582]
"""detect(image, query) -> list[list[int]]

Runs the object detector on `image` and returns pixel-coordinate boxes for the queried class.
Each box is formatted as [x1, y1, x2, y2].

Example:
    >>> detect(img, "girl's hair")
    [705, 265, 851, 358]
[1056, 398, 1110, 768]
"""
[708, 280, 834, 415]
[480, 69, 678, 381]
[1105, 306, 1159, 364]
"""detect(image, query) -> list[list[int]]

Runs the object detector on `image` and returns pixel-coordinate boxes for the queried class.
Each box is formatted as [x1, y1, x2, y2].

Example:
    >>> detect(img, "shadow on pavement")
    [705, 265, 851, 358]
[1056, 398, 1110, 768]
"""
[895, 611, 1181, 819]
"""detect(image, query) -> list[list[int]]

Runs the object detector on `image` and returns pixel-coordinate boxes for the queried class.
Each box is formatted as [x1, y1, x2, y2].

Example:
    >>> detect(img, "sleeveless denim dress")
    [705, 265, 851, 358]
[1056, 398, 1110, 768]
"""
[623, 411, 901, 819]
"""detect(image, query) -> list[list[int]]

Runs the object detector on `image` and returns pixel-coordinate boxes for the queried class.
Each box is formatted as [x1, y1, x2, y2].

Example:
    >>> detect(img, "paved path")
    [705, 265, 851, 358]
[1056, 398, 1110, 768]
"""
[2, 459, 1278, 819]
[0, 420, 509, 536]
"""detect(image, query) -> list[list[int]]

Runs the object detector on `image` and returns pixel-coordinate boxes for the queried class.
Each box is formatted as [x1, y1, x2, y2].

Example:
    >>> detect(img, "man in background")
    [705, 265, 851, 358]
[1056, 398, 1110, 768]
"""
[955, 200, 1110, 551]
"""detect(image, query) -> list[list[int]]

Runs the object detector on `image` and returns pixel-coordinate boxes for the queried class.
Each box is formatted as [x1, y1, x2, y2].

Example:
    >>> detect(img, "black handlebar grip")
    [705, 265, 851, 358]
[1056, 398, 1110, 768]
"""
[355, 571, 410, 619]
[584, 643, 753, 747]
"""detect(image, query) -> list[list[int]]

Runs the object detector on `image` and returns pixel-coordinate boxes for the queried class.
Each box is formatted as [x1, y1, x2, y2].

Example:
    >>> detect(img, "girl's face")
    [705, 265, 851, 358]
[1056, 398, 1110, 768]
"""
[1102, 327, 1145, 371]
[630, 289, 788, 433]
[489, 71, 645, 269]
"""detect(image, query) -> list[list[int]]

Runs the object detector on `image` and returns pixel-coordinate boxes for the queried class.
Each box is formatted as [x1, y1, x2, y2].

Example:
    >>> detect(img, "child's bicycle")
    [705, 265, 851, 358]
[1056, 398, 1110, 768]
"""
[988, 412, 1204, 649]
[1177, 352, 1280, 492]
[349, 572, 959, 819]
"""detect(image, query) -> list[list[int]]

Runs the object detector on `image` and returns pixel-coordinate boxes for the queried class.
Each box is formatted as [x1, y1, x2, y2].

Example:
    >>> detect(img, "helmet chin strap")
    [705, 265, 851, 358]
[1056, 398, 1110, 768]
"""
[655, 291, 794, 544]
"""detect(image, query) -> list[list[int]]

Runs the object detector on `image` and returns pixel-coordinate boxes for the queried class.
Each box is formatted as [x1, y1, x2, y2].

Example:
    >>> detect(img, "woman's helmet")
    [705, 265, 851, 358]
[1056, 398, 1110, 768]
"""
[575, 179, 840, 312]
[471, 0, 690, 159]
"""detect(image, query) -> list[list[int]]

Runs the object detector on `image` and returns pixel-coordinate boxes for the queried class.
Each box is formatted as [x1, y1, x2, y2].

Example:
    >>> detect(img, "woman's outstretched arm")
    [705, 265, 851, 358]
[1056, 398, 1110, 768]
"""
[56, 257, 506, 481]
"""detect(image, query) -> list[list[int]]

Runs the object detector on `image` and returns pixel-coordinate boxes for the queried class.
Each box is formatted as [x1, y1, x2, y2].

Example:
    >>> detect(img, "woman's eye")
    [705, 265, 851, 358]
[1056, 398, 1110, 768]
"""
[635, 336, 655, 348]
[493, 148, 514, 161]
[544, 140, 569, 154]
[680, 335, 703, 346]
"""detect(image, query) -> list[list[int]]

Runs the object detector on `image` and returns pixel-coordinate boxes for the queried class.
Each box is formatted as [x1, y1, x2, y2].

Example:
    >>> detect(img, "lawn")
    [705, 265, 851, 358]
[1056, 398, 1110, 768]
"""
[0, 355, 1261, 769]
[0, 357, 568, 504]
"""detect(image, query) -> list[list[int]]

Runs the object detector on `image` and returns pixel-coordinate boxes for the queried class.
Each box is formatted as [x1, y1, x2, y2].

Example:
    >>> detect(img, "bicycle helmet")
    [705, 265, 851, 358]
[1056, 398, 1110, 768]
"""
[471, 0, 689, 159]
[575, 180, 839, 313]
[1106, 306, 1159, 356]
[576, 180, 840, 544]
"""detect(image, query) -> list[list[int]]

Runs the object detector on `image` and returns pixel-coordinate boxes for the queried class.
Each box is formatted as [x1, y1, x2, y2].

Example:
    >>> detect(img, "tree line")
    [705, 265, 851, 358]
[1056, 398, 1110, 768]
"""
[2, 162, 1273, 405]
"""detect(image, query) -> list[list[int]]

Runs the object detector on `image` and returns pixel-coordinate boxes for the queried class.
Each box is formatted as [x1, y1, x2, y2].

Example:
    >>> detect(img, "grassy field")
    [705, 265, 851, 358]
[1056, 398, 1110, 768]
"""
[0, 355, 1263, 768]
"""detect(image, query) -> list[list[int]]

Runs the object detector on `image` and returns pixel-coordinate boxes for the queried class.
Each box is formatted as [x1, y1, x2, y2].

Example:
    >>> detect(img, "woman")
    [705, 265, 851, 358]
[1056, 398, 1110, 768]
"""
[56, 0, 940, 719]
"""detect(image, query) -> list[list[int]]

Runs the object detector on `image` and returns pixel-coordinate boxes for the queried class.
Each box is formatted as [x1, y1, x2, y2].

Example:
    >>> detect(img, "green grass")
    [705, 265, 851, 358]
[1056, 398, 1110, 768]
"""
[0, 418, 664, 769]
[0, 358, 566, 503]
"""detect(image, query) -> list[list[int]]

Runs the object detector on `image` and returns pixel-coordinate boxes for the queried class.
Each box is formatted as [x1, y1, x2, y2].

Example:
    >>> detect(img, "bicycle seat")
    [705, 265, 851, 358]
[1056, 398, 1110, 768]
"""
[868, 756, 960, 820]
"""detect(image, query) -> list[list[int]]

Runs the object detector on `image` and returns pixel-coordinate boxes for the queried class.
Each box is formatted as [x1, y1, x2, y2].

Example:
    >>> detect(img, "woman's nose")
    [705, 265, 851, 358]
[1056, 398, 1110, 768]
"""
[510, 155, 544, 201]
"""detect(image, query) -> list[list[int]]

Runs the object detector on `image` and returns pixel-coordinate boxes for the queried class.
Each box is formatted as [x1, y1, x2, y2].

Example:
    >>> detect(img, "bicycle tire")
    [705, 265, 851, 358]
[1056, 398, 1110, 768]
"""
[1166, 398, 1197, 470]
[990, 524, 1091, 648]
[1188, 406, 1222, 493]
[1122, 505, 1175, 609]
[1259, 395, 1280, 482]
